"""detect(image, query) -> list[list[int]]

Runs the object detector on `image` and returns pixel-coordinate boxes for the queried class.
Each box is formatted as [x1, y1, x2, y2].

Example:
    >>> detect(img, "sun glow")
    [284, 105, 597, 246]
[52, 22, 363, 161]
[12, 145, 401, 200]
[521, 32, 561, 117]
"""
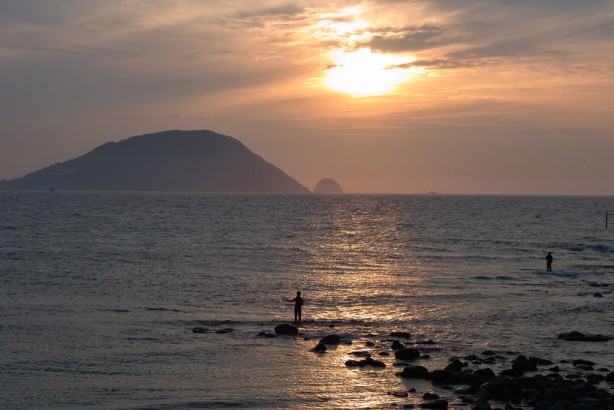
[324, 48, 422, 97]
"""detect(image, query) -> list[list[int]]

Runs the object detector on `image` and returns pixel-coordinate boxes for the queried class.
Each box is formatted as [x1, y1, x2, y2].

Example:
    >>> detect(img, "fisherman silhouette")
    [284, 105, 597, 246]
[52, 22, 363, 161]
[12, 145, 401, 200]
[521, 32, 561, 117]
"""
[290, 291, 304, 323]
[546, 252, 553, 272]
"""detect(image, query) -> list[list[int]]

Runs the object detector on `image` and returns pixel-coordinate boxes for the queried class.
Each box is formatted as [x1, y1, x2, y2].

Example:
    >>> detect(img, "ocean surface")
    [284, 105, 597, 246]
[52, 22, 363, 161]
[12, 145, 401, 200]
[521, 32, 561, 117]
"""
[1, 192, 612, 409]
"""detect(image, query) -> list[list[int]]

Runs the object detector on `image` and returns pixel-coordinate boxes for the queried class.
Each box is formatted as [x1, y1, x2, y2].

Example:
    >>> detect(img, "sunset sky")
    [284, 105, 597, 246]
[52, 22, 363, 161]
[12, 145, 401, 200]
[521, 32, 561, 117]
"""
[1, 0, 613, 194]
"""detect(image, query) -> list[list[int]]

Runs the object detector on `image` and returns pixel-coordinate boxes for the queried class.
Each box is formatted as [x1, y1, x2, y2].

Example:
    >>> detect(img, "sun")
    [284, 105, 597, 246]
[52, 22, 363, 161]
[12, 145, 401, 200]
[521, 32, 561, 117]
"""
[324, 48, 423, 97]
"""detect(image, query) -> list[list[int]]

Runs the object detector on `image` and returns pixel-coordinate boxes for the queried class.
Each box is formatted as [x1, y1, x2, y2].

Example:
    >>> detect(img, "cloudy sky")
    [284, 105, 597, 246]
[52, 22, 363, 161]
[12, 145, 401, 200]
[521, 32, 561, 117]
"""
[1, 0, 613, 194]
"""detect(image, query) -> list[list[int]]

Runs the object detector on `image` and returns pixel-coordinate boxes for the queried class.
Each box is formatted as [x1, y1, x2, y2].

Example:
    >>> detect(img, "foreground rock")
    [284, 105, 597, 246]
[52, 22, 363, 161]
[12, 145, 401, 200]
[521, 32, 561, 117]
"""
[395, 352, 614, 410]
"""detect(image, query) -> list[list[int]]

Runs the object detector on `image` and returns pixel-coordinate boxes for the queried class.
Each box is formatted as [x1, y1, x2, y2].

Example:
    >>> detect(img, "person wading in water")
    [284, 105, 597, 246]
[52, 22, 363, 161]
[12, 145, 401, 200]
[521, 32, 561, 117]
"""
[546, 252, 554, 271]
[290, 291, 304, 323]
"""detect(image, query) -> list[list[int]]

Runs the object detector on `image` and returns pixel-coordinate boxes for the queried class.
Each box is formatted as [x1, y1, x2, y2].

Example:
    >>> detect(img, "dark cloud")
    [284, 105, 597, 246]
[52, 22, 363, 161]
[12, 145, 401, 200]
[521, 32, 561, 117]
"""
[231, 4, 305, 19]
[367, 25, 451, 52]
[365, 0, 614, 71]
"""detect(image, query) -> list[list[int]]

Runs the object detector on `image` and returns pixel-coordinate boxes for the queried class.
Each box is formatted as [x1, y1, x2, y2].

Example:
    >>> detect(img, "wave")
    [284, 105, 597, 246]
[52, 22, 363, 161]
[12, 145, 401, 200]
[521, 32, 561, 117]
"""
[536, 271, 580, 277]
[593, 244, 614, 253]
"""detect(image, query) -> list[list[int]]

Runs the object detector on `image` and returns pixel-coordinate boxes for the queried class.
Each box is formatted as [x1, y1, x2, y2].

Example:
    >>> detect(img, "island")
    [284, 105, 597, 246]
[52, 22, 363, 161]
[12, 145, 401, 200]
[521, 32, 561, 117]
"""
[0, 130, 310, 193]
[313, 178, 343, 194]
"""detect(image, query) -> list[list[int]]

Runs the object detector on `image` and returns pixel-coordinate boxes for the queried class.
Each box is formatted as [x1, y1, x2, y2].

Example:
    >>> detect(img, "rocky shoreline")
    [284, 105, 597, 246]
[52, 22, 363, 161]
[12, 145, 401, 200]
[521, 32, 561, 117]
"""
[192, 322, 612, 409]
[271, 324, 612, 410]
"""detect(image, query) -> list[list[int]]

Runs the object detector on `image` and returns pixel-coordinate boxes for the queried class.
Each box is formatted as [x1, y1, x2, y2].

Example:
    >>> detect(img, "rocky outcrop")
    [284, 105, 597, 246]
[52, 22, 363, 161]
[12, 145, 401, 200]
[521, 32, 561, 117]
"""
[313, 177, 343, 194]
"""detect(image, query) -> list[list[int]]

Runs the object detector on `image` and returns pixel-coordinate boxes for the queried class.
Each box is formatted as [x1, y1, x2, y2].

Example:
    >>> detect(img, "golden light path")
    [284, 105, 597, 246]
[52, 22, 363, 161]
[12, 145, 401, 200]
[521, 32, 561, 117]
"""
[324, 48, 423, 97]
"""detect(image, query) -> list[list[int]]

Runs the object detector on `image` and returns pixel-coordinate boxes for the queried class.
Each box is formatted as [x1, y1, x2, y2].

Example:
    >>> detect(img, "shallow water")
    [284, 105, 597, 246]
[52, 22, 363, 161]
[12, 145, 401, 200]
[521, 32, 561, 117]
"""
[1, 192, 612, 408]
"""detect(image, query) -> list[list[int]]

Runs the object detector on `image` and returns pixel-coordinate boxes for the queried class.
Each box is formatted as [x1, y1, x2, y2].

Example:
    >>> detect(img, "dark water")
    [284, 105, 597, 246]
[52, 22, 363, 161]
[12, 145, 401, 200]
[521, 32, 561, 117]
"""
[1, 192, 612, 408]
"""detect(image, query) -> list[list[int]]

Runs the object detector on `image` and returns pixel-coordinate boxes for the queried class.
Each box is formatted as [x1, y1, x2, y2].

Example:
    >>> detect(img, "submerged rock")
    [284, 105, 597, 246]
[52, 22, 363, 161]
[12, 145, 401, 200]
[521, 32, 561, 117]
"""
[558, 331, 611, 342]
[358, 357, 386, 368]
[320, 334, 341, 345]
[391, 331, 412, 339]
[420, 399, 448, 409]
[274, 323, 298, 336]
[395, 348, 421, 361]
[192, 327, 209, 333]
[312, 343, 327, 353]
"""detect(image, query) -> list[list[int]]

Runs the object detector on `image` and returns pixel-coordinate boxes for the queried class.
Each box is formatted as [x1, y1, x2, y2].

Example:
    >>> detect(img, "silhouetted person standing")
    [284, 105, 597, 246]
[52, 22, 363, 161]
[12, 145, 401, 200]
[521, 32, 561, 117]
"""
[546, 252, 553, 271]
[290, 291, 304, 323]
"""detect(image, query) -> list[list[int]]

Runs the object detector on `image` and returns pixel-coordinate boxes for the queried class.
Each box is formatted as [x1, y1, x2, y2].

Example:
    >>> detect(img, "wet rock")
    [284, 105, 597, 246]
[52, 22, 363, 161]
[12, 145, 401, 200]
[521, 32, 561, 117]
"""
[430, 369, 460, 384]
[257, 331, 276, 338]
[423, 392, 440, 400]
[529, 357, 554, 366]
[358, 357, 386, 368]
[482, 350, 496, 356]
[391, 331, 412, 339]
[573, 359, 595, 368]
[350, 350, 371, 358]
[606, 372, 614, 383]
[542, 386, 577, 402]
[392, 340, 405, 350]
[471, 398, 491, 410]
[420, 399, 448, 409]
[274, 323, 298, 336]
[399, 365, 430, 379]
[320, 334, 341, 344]
[481, 376, 522, 401]
[461, 396, 475, 404]
[454, 386, 475, 395]
[548, 365, 560, 372]
[365, 341, 375, 347]
[345, 359, 360, 367]
[511, 355, 537, 372]
[192, 327, 208, 333]
[388, 390, 409, 397]
[395, 348, 421, 361]
[466, 368, 496, 386]
[215, 328, 234, 334]
[417, 339, 436, 345]
[312, 343, 327, 353]
[594, 293, 604, 297]
[500, 368, 525, 378]
[445, 359, 466, 372]
[586, 373, 605, 385]
[558, 331, 611, 342]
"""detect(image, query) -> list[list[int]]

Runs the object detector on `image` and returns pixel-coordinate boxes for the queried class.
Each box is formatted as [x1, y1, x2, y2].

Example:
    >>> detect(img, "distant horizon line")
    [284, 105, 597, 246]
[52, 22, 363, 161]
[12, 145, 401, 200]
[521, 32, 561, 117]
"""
[0, 189, 612, 197]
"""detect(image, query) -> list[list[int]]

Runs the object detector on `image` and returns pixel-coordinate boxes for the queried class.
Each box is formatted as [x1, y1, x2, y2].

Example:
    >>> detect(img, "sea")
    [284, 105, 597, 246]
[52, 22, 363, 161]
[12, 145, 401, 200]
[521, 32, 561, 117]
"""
[1, 192, 612, 409]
